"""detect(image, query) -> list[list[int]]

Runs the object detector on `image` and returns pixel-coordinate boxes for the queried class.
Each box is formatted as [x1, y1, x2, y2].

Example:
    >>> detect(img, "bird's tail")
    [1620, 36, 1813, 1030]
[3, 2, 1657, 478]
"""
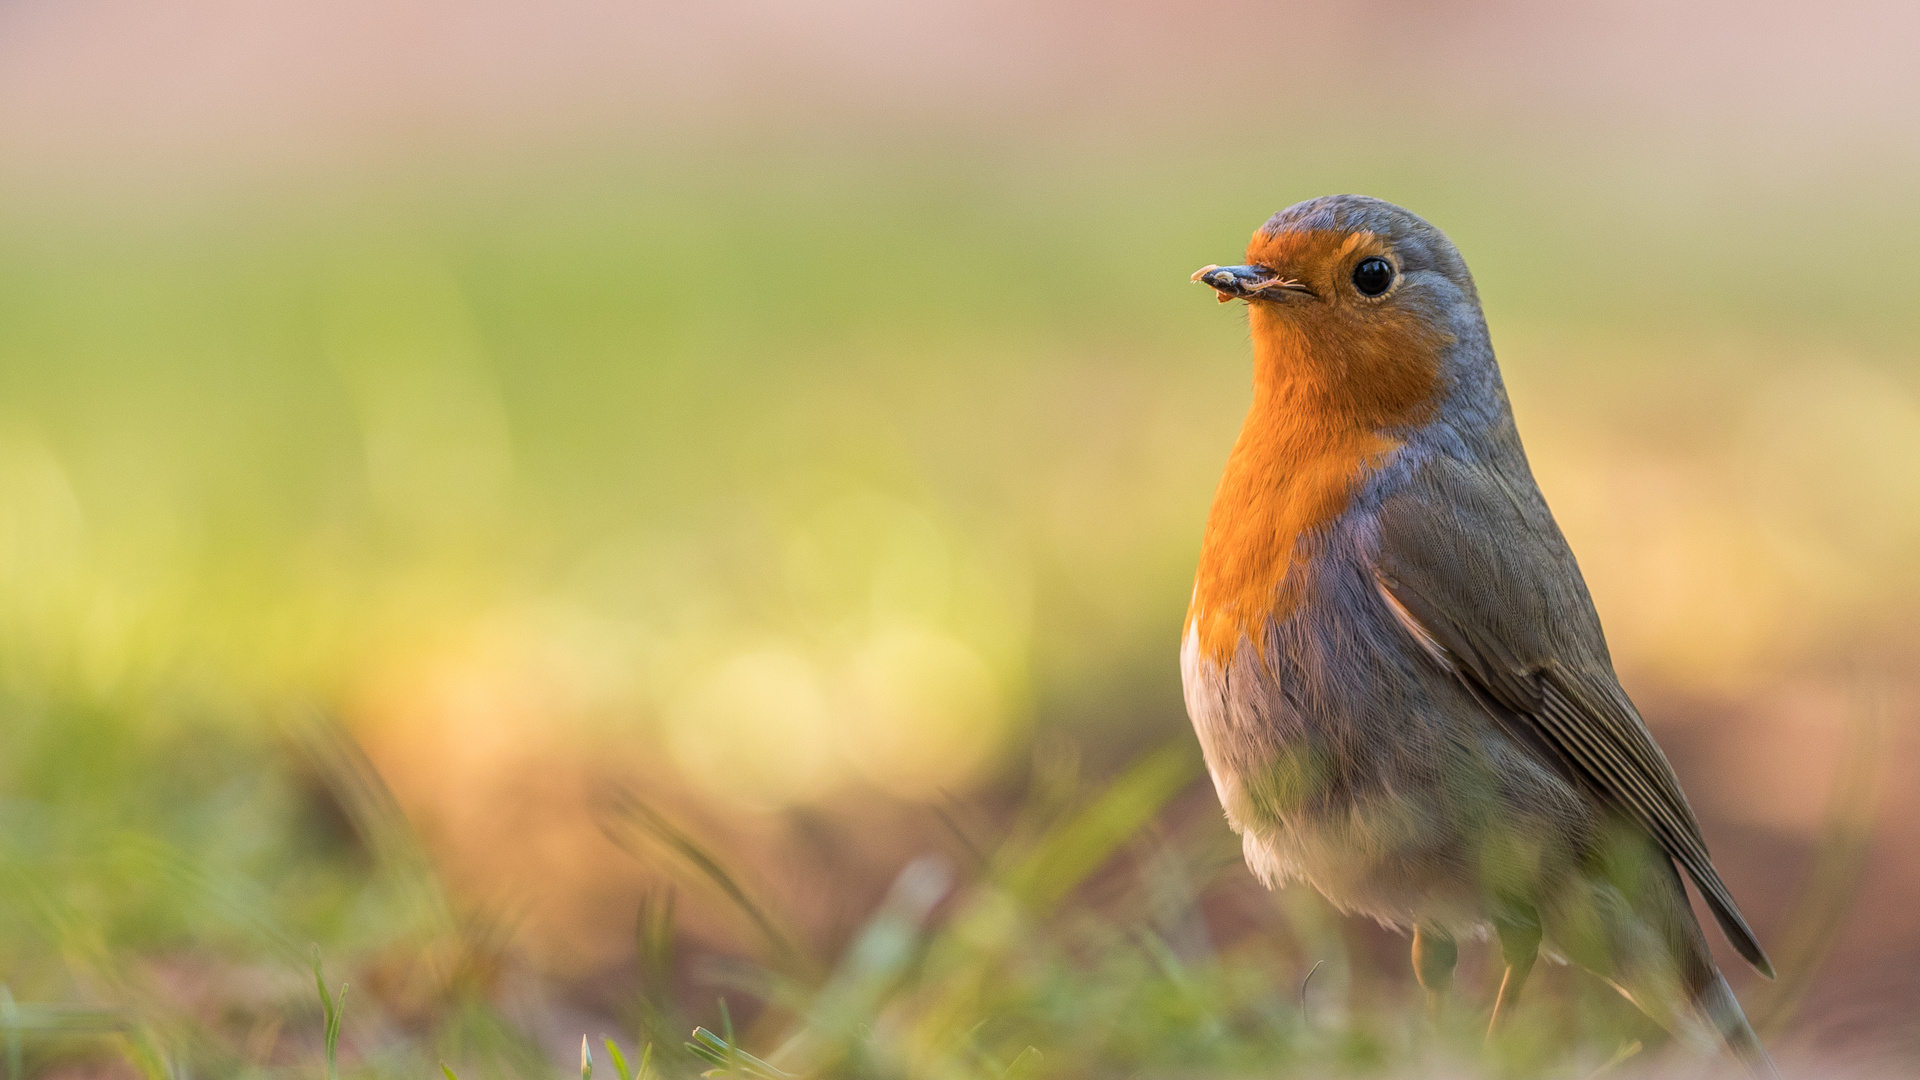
[1694, 968, 1778, 1079]
[1551, 835, 1778, 1078]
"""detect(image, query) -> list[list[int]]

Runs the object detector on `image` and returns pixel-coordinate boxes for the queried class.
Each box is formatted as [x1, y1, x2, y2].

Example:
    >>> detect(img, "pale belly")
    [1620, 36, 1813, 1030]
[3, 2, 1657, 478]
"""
[1179, 564, 1592, 936]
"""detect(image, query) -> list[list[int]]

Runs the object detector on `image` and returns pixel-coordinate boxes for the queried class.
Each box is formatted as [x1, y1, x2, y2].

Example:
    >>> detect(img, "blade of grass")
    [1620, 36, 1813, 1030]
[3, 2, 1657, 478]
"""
[637, 889, 680, 1010]
[285, 707, 453, 936]
[112, 1027, 172, 1080]
[598, 789, 810, 977]
[1581, 1040, 1643, 1079]
[601, 1038, 632, 1080]
[775, 857, 952, 1073]
[686, 1027, 790, 1079]
[310, 946, 346, 1080]
[1002, 741, 1198, 910]
[1001, 1046, 1042, 1080]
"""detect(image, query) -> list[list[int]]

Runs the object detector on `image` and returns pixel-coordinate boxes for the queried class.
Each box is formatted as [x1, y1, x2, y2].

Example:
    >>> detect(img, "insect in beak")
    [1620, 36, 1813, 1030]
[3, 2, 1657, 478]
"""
[1191, 264, 1312, 303]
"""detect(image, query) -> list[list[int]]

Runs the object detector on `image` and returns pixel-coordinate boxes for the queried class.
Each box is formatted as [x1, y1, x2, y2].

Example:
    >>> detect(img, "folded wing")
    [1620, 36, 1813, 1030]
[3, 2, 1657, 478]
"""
[1372, 452, 1773, 978]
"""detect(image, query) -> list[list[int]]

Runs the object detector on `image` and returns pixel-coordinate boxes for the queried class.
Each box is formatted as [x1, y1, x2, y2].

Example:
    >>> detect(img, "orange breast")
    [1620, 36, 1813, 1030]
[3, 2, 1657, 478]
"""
[1188, 282, 1447, 665]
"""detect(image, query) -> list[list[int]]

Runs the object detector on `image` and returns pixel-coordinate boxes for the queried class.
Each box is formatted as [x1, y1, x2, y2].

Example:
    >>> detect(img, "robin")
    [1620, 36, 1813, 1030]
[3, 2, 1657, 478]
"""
[1183, 195, 1775, 1074]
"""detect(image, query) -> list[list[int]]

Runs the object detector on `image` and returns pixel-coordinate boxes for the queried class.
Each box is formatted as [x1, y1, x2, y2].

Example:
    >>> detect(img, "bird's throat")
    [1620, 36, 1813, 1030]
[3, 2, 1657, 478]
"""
[1186, 312, 1440, 665]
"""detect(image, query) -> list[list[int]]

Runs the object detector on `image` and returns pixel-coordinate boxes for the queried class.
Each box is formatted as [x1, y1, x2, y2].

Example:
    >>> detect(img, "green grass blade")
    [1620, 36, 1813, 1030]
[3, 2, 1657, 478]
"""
[114, 1027, 172, 1080]
[327, 984, 347, 1078]
[310, 946, 334, 1039]
[600, 792, 809, 976]
[309, 946, 347, 1080]
[718, 1001, 737, 1074]
[601, 1038, 632, 1080]
[684, 1029, 728, 1071]
[685, 1027, 789, 1079]
[1003, 741, 1197, 909]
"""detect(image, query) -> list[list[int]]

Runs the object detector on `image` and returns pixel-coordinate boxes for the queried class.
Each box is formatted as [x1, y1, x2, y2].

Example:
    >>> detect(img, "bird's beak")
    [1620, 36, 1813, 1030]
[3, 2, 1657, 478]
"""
[1190, 264, 1311, 304]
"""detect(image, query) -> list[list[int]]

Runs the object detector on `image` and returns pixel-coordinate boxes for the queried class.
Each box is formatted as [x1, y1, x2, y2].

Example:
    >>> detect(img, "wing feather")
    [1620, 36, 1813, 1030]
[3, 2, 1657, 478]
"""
[1375, 453, 1774, 978]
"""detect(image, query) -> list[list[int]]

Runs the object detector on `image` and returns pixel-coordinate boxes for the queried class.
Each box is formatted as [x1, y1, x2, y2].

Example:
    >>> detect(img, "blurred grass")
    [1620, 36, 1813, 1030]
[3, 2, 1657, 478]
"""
[0, 132, 1916, 1076]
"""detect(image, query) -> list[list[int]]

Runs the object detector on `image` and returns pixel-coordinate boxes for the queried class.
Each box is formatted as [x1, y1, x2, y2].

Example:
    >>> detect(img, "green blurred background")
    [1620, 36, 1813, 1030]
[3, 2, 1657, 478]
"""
[1, 1, 1917, 1076]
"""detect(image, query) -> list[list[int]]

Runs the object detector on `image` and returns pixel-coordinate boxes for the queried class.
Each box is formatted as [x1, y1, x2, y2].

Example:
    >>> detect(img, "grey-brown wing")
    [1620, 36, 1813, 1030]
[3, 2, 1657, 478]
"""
[1373, 453, 1774, 978]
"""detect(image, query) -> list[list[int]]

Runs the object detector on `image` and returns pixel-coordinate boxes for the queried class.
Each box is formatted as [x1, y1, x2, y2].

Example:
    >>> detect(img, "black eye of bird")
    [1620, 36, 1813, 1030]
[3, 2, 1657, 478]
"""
[1352, 257, 1393, 297]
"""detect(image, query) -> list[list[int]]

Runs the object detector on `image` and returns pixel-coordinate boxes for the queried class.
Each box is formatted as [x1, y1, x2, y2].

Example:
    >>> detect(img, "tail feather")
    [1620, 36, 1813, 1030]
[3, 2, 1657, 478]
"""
[1548, 836, 1778, 1078]
[1695, 863, 1777, 979]
[1697, 970, 1778, 1079]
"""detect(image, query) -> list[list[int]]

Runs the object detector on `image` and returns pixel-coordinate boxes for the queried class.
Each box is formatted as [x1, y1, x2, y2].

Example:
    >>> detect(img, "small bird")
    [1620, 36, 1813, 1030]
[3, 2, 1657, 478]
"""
[1181, 195, 1776, 1074]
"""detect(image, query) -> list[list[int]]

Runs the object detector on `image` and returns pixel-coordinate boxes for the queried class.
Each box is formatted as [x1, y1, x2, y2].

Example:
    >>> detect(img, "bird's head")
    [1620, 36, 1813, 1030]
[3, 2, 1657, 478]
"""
[1195, 195, 1492, 427]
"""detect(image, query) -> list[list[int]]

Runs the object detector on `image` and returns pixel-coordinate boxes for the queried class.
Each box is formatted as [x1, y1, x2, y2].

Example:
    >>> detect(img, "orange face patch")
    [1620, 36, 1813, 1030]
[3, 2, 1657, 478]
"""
[1244, 228, 1378, 283]
[1187, 228, 1451, 664]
